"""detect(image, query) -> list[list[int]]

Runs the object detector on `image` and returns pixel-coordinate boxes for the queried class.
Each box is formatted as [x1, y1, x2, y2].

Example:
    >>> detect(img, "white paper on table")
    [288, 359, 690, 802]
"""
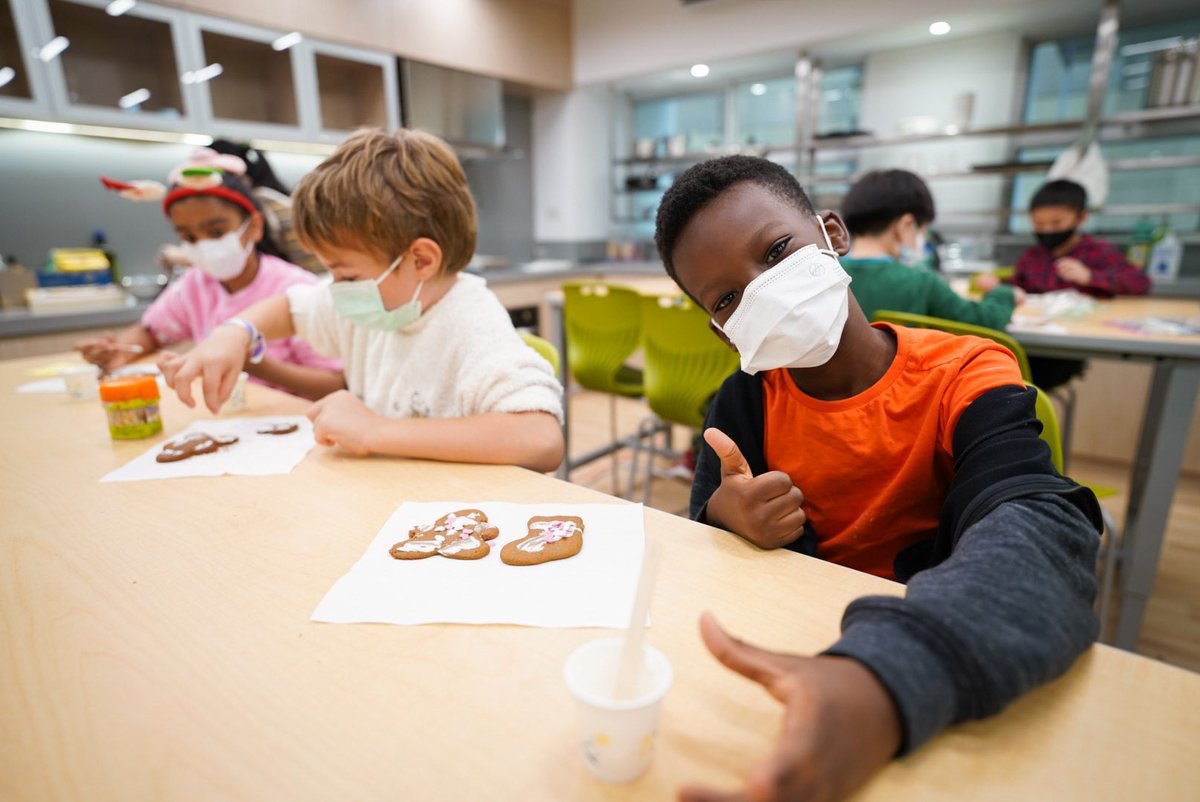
[100, 416, 316, 482]
[17, 378, 67, 393]
[17, 365, 162, 394]
[312, 501, 646, 629]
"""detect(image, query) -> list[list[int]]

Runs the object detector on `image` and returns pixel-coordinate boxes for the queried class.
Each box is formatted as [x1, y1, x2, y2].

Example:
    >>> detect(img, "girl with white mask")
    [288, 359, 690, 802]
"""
[656, 156, 1103, 802]
[77, 169, 344, 401]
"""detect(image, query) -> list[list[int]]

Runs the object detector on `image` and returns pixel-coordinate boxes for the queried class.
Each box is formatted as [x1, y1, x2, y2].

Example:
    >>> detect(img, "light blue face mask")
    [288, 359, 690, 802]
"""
[329, 254, 424, 330]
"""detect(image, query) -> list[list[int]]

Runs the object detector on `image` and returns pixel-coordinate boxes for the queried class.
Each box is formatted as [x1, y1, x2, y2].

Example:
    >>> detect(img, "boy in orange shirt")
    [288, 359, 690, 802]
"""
[654, 156, 1102, 802]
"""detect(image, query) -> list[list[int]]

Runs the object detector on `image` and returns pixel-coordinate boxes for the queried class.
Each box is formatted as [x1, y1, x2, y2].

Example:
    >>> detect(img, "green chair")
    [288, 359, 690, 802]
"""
[562, 282, 646, 491]
[872, 309, 1032, 381]
[628, 293, 740, 504]
[1031, 385, 1121, 643]
[518, 330, 560, 376]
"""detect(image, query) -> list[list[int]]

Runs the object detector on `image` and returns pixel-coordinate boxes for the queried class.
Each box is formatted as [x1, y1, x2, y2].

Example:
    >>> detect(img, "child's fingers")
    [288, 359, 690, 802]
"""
[173, 360, 200, 408]
[704, 428, 753, 480]
[677, 784, 748, 802]
[200, 363, 228, 414]
[698, 612, 794, 690]
[750, 471, 798, 503]
[768, 510, 808, 547]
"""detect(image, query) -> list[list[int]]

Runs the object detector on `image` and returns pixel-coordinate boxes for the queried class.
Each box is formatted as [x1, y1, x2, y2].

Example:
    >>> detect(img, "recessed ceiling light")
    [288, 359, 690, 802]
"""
[750, 83, 767, 96]
[36, 36, 70, 62]
[0, 67, 14, 89]
[118, 88, 150, 109]
[929, 21, 951, 36]
[181, 63, 223, 84]
[271, 31, 302, 51]
[690, 63, 710, 78]
[105, 0, 136, 16]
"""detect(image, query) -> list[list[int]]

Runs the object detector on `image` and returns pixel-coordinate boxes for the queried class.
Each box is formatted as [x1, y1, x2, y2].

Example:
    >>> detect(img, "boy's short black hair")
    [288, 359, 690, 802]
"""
[655, 155, 814, 280]
[1030, 179, 1088, 212]
[840, 169, 935, 236]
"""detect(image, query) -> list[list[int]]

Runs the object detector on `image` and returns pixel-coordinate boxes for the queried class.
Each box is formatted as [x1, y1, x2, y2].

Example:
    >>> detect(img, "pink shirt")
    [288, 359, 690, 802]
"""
[141, 254, 341, 380]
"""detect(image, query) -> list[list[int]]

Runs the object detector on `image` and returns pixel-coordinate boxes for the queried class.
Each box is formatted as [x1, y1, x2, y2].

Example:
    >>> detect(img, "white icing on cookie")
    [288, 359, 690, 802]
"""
[439, 535, 482, 555]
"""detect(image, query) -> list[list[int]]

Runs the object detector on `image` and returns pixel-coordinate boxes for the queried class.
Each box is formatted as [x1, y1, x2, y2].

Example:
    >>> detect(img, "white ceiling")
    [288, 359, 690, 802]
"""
[598, 0, 1199, 97]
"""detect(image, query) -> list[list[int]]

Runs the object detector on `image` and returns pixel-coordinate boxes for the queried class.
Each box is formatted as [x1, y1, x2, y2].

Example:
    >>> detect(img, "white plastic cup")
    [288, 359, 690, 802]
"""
[220, 371, 249, 413]
[564, 638, 673, 783]
[62, 364, 100, 400]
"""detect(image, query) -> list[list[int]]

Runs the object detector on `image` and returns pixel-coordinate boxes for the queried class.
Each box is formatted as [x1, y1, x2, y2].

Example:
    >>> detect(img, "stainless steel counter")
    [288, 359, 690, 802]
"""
[0, 299, 151, 339]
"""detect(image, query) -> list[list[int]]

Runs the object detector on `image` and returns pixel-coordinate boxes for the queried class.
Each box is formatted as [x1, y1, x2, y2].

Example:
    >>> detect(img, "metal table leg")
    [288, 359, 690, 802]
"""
[1112, 359, 1200, 650]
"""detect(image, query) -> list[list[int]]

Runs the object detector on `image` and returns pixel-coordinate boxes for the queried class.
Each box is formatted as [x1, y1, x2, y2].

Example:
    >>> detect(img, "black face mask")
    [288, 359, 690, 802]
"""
[1035, 228, 1075, 251]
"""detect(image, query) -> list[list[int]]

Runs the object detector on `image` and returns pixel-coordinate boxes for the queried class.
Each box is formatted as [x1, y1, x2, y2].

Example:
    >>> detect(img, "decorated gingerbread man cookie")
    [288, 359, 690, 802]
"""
[389, 509, 501, 561]
[500, 516, 585, 566]
[156, 432, 239, 463]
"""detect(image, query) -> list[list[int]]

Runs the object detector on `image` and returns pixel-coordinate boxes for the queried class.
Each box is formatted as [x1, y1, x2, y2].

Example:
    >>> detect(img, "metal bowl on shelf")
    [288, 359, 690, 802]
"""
[120, 273, 169, 301]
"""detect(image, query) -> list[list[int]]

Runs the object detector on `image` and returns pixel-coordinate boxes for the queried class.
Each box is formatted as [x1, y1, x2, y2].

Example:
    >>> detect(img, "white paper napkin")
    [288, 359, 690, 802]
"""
[312, 501, 647, 629]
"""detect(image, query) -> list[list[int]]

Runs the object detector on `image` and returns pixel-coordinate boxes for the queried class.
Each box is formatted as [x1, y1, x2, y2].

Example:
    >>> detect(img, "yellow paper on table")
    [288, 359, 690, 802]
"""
[27, 361, 83, 377]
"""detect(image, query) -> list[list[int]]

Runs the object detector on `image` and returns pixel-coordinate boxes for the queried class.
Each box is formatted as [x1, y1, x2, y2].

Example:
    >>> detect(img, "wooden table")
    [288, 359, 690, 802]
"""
[1007, 297, 1200, 650]
[2, 354, 1199, 802]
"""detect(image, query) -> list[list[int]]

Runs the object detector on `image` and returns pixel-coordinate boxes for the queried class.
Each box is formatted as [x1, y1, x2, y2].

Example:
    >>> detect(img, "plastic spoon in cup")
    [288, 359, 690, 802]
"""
[613, 538, 662, 701]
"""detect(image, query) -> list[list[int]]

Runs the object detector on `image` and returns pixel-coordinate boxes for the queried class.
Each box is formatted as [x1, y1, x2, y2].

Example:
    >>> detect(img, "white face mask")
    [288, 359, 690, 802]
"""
[900, 229, 927, 268]
[181, 219, 252, 282]
[715, 224, 852, 375]
[328, 254, 424, 330]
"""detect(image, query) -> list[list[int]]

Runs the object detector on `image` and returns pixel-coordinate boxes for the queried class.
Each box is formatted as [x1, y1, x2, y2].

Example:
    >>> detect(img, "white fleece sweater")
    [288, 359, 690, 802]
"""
[286, 273, 562, 422]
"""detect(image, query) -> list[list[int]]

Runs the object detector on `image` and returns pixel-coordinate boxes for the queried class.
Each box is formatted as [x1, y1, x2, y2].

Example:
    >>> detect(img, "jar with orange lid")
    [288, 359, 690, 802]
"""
[99, 375, 163, 440]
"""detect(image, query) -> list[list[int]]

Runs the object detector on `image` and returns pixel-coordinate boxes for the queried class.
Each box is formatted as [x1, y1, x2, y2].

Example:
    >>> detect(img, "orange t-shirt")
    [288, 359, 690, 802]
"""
[762, 323, 1023, 580]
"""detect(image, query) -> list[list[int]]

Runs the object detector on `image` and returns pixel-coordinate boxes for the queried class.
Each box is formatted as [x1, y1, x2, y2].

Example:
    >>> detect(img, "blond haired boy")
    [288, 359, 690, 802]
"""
[160, 129, 564, 471]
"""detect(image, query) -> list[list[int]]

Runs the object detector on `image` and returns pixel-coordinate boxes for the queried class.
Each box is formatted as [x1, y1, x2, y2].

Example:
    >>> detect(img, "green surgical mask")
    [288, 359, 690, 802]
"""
[329, 254, 424, 330]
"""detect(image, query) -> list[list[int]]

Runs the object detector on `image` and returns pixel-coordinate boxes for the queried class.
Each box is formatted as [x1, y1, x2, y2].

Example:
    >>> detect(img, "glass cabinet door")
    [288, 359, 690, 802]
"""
[200, 29, 298, 126]
[316, 53, 384, 130]
[0, 0, 34, 102]
[45, 0, 186, 121]
[307, 40, 399, 137]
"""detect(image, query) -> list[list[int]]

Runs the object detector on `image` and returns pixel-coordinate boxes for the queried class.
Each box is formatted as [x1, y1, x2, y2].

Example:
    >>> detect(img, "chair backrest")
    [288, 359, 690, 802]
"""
[871, 309, 1032, 382]
[518, 331, 561, 376]
[1032, 384, 1064, 474]
[639, 294, 740, 429]
[562, 282, 645, 395]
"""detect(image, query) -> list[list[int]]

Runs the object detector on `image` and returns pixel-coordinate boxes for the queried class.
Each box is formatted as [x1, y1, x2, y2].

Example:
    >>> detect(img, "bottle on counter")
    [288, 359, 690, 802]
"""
[1147, 225, 1183, 281]
[1127, 217, 1156, 270]
[92, 229, 120, 284]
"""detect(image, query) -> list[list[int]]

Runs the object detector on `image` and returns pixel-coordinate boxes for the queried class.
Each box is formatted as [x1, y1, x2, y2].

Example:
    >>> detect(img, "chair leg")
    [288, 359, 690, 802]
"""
[1055, 384, 1077, 474]
[627, 416, 650, 500]
[1096, 506, 1121, 644]
[608, 395, 620, 496]
[643, 419, 668, 506]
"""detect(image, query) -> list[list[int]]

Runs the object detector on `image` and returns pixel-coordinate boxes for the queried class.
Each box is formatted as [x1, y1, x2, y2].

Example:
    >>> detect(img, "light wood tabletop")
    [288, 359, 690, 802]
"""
[2, 353, 1198, 802]
[1009, 295, 1200, 358]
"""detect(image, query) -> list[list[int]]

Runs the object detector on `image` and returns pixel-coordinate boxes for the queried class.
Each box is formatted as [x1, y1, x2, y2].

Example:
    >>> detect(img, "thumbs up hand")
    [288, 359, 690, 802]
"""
[703, 428, 808, 550]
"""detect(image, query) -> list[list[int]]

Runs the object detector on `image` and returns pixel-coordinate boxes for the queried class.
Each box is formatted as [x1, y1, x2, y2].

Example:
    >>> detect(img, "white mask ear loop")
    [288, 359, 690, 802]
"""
[374, 253, 405, 286]
[818, 217, 838, 257]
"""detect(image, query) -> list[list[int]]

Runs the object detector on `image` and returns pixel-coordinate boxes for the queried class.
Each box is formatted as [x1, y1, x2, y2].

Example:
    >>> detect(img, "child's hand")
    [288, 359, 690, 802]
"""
[75, 334, 134, 372]
[974, 272, 1000, 293]
[306, 389, 380, 456]
[1054, 258, 1091, 286]
[678, 613, 901, 802]
[703, 428, 807, 550]
[165, 325, 249, 412]
[1012, 287, 1027, 306]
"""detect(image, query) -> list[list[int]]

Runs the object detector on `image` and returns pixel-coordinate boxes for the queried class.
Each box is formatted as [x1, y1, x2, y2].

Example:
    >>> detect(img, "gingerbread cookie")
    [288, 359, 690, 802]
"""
[257, 422, 299, 436]
[389, 509, 500, 561]
[156, 432, 239, 463]
[500, 516, 585, 566]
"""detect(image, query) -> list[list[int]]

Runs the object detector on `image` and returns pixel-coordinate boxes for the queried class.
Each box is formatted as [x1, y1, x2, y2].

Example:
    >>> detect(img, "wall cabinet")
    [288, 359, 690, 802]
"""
[4, 0, 400, 143]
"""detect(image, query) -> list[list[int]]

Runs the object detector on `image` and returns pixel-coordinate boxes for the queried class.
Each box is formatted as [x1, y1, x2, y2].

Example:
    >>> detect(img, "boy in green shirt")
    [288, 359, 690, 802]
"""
[839, 169, 1023, 329]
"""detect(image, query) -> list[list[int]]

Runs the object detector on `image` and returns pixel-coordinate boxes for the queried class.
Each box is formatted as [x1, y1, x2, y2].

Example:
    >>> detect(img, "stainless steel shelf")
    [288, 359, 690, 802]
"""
[796, 154, 1200, 185]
